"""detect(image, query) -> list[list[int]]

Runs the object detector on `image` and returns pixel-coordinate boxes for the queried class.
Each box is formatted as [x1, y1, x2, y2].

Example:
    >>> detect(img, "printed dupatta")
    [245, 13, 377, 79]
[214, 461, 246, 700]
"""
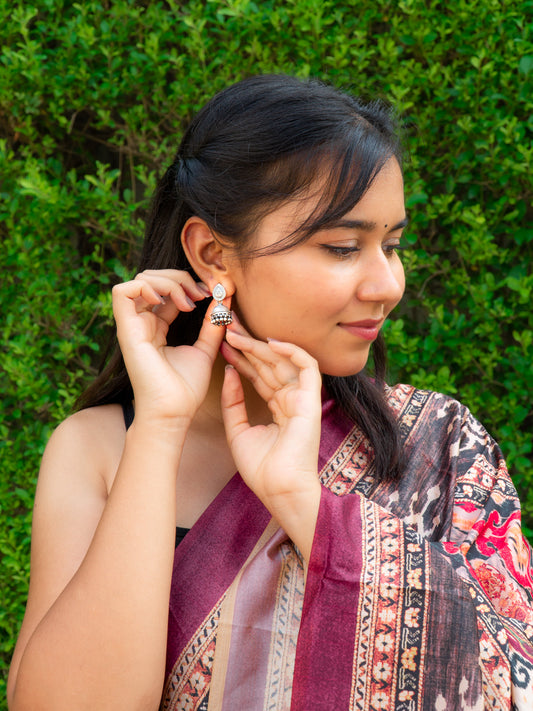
[160, 385, 533, 710]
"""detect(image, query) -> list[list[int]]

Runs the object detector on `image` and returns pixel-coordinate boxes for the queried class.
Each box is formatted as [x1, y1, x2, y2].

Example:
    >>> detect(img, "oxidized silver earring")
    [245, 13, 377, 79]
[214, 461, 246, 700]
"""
[210, 283, 233, 326]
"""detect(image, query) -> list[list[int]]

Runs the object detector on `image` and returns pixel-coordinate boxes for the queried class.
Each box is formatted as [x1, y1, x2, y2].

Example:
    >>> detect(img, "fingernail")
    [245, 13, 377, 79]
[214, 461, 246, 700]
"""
[267, 337, 279, 343]
[197, 282, 211, 297]
[225, 328, 240, 337]
[186, 296, 196, 309]
[225, 364, 234, 370]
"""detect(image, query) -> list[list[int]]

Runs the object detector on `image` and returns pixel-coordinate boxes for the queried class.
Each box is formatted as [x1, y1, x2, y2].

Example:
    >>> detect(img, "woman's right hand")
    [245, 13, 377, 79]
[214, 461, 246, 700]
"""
[112, 269, 224, 425]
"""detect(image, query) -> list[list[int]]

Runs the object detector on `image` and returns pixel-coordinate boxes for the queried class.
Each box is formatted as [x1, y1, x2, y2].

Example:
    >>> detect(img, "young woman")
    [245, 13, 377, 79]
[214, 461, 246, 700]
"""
[8, 75, 533, 711]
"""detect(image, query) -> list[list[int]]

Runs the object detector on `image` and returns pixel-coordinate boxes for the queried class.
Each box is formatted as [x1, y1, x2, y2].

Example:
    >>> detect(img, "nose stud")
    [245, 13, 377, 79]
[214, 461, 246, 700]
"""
[210, 283, 233, 326]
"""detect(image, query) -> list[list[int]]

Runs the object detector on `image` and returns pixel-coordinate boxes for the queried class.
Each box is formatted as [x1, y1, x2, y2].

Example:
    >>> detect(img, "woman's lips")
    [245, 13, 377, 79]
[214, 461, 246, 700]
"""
[338, 319, 383, 341]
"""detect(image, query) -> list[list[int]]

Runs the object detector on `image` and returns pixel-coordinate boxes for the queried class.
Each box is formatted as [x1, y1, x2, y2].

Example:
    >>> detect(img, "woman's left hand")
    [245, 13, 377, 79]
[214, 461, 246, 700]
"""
[220, 323, 322, 561]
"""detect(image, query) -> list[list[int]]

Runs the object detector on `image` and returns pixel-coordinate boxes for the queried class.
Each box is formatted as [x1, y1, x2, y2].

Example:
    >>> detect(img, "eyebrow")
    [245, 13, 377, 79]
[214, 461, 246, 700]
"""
[329, 216, 409, 233]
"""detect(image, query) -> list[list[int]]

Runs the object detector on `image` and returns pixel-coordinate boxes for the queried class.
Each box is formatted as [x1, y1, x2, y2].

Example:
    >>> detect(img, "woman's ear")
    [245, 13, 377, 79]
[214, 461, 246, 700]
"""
[181, 216, 235, 295]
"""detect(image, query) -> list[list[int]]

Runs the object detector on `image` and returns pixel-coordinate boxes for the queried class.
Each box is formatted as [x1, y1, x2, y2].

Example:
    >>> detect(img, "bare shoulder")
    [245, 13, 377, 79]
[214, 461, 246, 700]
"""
[41, 403, 127, 494]
[28, 403, 128, 595]
[32, 403, 128, 557]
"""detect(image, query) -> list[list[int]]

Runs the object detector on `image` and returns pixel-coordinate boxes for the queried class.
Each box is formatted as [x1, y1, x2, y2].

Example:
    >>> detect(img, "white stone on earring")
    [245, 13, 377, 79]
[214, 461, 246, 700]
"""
[212, 283, 226, 301]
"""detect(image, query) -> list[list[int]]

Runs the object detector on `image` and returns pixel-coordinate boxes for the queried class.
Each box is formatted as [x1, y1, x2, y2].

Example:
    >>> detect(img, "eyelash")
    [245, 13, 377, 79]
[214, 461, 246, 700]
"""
[322, 244, 408, 259]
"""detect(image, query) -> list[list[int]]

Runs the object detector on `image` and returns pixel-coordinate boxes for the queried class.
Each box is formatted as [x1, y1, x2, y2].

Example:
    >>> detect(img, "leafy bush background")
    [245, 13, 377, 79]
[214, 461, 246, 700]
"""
[1, 0, 532, 703]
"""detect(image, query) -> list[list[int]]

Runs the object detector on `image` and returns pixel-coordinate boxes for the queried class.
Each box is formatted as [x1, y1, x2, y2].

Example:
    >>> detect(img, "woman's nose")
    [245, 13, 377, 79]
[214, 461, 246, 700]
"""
[355, 251, 405, 304]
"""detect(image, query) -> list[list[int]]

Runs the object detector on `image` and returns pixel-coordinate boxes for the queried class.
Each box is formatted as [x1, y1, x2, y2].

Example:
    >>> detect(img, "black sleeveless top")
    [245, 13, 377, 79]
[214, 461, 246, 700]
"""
[121, 401, 189, 548]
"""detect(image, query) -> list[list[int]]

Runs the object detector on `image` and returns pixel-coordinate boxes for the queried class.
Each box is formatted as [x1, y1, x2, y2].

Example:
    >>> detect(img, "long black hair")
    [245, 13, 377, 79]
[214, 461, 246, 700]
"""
[78, 74, 404, 483]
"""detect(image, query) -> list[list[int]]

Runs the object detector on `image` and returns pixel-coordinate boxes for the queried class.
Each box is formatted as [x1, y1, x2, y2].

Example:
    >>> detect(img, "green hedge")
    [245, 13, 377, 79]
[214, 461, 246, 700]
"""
[1, 0, 532, 702]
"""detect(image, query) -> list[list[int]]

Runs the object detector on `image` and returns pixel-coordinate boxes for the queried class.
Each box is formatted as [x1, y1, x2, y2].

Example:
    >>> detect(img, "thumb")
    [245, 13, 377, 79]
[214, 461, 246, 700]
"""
[221, 365, 250, 448]
[193, 300, 228, 363]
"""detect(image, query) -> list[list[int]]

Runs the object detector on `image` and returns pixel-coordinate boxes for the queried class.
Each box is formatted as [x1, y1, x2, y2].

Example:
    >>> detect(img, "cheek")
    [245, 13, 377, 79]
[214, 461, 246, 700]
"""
[232, 262, 303, 317]
[231, 281, 288, 338]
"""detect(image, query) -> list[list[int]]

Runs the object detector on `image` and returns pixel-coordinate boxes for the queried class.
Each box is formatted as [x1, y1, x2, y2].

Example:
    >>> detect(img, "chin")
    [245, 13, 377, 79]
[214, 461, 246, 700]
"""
[318, 357, 369, 379]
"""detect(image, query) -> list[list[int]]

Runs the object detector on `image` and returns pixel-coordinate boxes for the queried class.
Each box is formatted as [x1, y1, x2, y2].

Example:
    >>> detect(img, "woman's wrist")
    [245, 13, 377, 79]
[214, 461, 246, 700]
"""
[263, 478, 322, 563]
[126, 414, 191, 450]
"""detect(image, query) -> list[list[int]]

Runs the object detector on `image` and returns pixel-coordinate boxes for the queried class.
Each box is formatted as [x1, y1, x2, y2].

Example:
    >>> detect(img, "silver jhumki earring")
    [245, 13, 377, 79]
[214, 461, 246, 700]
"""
[210, 283, 233, 326]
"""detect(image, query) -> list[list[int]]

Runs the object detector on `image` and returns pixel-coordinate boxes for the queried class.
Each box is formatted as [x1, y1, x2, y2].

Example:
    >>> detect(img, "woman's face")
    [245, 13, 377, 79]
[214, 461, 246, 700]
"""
[227, 158, 406, 377]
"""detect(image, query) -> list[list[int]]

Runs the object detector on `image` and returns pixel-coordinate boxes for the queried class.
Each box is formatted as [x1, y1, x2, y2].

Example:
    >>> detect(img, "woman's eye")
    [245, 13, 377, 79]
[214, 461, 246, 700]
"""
[384, 243, 408, 256]
[322, 244, 360, 258]
[321, 242, 409, 259]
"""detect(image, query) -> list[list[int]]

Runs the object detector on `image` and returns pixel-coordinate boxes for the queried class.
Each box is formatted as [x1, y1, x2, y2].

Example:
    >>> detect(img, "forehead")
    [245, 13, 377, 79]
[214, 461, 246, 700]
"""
[254, 157, 405, 243]
[346, 159, 405, 220]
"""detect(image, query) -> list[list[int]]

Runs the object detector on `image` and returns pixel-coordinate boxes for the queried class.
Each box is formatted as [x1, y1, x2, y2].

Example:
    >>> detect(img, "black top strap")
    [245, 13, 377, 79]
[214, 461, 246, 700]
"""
[122, 400, 135, 430]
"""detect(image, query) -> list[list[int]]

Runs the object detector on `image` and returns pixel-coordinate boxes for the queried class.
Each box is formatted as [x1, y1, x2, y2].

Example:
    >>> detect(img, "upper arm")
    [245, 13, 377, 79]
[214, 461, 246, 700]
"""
[8, 405, 126, 697]
[447, 409, 533, 612]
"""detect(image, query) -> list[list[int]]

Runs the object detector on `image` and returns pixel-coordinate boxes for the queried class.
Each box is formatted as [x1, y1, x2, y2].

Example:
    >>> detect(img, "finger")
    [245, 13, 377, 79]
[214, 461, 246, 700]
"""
[225, 330, 278, 388]
[112, 279, 165, 322]
[221, 365, 251, 446]
[138, 270, 211, 299]
[114, 277, 181, 332]
[134, 273, 205, 313]
[192, 299, 229, 364]
[266, 339, 322, 392]
[220, 340, 259, 381]
[220, 340, 277, 403]
[150, 297, 179, 323]
[225, 330, 300, 390]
